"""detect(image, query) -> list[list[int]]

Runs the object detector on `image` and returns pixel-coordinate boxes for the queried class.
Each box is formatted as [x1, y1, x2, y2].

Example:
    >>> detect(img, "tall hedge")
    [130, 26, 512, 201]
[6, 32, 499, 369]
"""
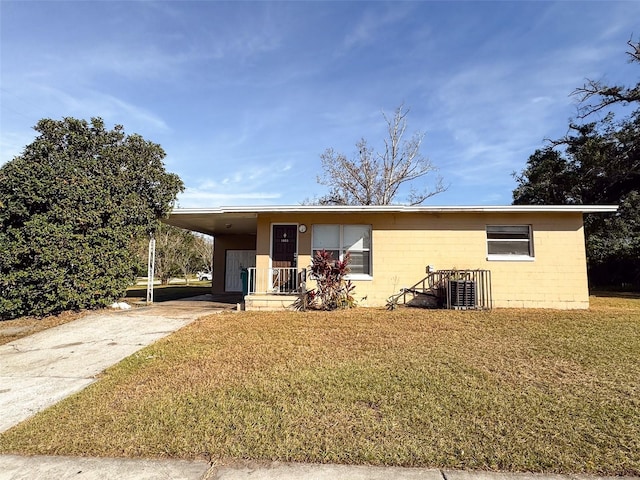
[0, 117, 183, 319]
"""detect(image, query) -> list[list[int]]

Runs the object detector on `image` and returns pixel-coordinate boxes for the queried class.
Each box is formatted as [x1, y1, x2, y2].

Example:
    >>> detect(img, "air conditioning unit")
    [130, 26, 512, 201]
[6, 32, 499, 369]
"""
[449, 280, 476, 309]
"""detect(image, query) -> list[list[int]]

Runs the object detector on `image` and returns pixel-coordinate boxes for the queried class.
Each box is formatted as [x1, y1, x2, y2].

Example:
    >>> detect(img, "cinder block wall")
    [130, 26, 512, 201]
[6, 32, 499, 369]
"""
[252, 211, 589, 309]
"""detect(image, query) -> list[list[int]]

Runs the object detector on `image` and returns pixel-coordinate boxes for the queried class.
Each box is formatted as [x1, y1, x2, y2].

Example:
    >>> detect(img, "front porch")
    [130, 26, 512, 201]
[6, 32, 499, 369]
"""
[243, 267, 306, 311]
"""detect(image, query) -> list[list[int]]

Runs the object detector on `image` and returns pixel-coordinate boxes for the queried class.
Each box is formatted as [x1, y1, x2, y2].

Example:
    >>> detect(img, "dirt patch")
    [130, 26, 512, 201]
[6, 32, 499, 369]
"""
[0, 326, 33, 337]
[0, 311, 87, 346]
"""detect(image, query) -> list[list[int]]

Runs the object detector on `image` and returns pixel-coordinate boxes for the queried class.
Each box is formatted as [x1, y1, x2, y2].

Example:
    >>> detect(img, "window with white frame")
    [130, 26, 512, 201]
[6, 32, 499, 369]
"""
[486, 225, 533, 259]
[312, 224, 371, 276]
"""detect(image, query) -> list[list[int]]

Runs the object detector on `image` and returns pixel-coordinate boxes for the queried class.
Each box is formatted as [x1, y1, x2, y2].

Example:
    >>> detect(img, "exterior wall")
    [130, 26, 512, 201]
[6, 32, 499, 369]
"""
[247, 211, 589, 309]
[212, 234, 256, 294]
[255, 217, 274, 272]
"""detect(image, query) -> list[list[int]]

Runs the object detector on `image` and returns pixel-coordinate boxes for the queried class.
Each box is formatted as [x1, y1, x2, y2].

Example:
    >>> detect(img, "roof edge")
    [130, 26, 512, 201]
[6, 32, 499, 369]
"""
[169, 204, 619, 215]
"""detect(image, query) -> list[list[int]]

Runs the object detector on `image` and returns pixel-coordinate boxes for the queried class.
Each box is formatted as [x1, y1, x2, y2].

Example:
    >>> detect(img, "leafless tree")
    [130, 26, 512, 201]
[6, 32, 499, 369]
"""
[153, 225, 192, 285]
[133, 224, 200, 285]
[316, 104, 446, 205]
[572, 38, 640, 118]
[172, 232, 198, 285]
[193, 234, 214, 273]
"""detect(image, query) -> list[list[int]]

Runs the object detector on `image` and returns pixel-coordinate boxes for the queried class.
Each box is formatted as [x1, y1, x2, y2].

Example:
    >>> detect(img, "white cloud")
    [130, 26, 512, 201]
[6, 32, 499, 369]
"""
[3, 78, 169, 134]
[176, 157, 298, 208]
[342, 4, 413, 51]
[177, 189, 281, 208]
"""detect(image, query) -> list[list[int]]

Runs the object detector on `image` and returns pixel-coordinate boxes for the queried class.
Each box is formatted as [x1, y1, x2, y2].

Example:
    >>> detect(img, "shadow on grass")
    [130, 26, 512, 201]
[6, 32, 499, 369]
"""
[125, 284, 213, 302]
[591, 290, 640, 299]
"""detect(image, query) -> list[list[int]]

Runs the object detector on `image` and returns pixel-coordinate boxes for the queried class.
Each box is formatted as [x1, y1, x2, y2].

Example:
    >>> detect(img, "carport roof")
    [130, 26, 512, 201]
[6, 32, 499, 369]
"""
[162, 204, 618, 236]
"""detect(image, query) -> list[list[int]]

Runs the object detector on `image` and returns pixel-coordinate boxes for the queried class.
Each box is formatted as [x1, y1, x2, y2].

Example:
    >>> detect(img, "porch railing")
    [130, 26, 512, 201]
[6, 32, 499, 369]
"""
[247, 267, 307, 294]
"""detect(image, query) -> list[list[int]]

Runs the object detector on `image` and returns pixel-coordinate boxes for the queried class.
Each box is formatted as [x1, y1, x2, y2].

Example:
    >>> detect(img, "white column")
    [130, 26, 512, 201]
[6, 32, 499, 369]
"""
[146, 235, 156, 304]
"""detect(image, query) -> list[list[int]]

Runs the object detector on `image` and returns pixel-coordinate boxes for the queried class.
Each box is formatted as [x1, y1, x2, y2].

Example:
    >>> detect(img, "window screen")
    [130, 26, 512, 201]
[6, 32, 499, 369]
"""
[486, 225, 532, 257]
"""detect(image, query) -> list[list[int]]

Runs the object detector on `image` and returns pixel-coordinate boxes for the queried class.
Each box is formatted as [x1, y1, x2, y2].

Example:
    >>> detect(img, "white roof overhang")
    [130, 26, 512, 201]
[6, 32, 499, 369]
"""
[163, 205, 618, 236]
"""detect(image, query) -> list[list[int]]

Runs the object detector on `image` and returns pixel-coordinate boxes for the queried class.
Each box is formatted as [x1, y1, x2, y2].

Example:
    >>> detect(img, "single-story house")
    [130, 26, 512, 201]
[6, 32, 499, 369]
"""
[164, 204, 617, 310]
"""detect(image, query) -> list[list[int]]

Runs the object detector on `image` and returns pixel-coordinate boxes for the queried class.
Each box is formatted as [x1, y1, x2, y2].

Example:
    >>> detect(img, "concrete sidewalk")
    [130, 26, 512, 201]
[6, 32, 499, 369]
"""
[0, 455, 208, 479]
[203, 463, 639, 480]
[1, 456, 638, 480]
[0, 300, 225, 433]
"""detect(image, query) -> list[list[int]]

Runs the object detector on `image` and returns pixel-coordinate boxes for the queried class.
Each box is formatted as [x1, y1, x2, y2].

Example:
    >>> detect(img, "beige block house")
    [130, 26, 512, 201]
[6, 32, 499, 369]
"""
[165, 205, 617, 310]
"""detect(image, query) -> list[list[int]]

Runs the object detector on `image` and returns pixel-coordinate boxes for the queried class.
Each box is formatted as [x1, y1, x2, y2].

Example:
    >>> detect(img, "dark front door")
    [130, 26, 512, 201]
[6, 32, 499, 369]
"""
[272, 224, 297, 292]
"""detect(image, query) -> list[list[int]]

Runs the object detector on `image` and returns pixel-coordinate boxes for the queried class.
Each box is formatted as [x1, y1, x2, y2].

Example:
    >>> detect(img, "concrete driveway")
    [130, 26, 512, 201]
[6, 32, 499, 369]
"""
[0, 298, 227, 433]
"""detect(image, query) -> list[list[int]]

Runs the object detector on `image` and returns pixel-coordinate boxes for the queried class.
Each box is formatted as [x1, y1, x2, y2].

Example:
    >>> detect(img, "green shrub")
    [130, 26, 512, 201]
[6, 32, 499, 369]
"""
[0, 117, 183, 319]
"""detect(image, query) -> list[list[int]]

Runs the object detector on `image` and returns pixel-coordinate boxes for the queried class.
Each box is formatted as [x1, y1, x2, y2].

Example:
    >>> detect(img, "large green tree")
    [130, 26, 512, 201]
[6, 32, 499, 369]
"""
[513, 40, 640, 287]
[0, 117, 183, 319]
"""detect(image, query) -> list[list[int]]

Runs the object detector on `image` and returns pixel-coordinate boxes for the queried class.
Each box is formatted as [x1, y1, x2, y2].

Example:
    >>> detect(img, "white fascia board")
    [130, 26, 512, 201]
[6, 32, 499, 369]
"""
[170, 205, 619, 215]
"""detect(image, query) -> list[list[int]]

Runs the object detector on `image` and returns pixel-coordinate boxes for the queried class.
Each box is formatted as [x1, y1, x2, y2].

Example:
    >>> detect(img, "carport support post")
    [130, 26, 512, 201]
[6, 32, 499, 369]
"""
[146, 235, 156, 304]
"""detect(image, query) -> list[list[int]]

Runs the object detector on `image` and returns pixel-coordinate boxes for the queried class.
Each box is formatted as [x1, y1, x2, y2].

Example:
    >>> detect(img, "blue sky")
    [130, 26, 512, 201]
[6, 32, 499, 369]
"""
[1, 1, 639, 207]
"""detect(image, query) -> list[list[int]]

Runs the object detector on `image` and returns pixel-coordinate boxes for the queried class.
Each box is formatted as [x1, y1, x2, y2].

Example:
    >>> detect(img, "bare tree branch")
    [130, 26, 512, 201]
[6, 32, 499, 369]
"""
[316, 104, 447, 205]
[193, 233, 213, 273]
[572, 38, 640, 118]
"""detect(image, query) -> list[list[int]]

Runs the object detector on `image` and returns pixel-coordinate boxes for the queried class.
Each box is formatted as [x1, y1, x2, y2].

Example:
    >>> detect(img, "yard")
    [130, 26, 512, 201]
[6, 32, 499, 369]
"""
[0, 294, 638, 475]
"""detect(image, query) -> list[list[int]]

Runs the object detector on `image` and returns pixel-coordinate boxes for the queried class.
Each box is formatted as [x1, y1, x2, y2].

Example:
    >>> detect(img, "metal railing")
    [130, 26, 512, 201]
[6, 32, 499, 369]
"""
[439, 269, 492, 310]
[247, 267, 306, 294]
[387, 269, 492, 310]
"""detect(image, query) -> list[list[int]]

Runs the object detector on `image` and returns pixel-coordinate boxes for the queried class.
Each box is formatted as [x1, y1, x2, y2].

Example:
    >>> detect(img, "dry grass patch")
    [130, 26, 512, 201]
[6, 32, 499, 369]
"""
[1, 297, 639, 475]
[0, 310, 86, 346]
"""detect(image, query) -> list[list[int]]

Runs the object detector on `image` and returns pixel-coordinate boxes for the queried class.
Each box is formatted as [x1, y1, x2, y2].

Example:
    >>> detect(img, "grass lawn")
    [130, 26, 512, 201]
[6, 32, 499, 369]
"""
[0, 294, 638, 474]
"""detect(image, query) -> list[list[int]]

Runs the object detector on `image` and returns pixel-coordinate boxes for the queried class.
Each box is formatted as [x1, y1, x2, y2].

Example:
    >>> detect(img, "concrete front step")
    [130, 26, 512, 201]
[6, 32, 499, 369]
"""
[244, 294, 299, 311]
